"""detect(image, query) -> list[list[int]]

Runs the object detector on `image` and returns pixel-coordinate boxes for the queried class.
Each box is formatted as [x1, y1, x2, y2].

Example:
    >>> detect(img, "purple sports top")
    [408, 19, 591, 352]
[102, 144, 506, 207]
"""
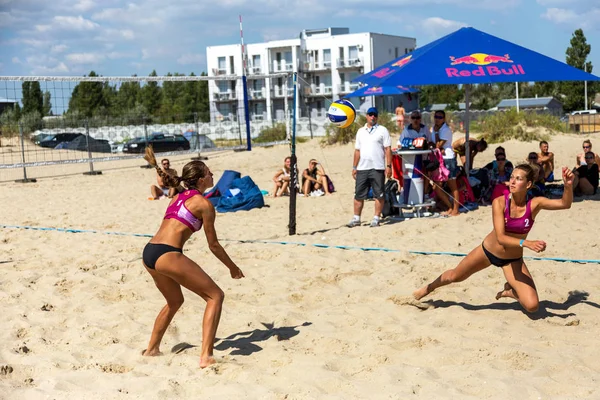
[164, 189, 203, 232]
[504, 193, 534, 235]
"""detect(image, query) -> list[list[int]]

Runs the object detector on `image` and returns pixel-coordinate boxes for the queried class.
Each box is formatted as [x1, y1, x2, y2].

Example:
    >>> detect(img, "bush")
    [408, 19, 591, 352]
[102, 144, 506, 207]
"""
[471, 108, 563, 144]
[255, 123, 286, 143]
[321, 112, 400, 146]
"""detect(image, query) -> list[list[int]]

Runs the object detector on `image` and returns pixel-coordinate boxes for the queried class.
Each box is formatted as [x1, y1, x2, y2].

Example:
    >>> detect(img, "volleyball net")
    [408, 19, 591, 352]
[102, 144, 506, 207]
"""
[0, 73, 331, 182]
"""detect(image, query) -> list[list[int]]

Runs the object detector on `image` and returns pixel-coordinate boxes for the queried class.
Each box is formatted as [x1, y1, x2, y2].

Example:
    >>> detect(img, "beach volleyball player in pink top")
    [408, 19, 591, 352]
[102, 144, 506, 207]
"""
[141, 146, 244, 368]
[414, 164, 574, 313]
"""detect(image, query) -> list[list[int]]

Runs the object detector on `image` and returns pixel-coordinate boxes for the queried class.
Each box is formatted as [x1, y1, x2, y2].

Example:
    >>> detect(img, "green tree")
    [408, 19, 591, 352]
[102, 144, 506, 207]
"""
[68, 71, 107, 118]
[561, 29, 594, 112]
[115, 78, 142, 115]
[141, 70, 162, 117]
[418, 84, 463, 109]
[22, 81, 43, 115]
[42, 91, 52, 116]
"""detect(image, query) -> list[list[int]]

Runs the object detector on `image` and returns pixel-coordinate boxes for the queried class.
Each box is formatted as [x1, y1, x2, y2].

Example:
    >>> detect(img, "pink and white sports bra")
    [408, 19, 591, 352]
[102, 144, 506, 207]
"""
[164, 189, 203, 232]
[504, 193, 534, 235]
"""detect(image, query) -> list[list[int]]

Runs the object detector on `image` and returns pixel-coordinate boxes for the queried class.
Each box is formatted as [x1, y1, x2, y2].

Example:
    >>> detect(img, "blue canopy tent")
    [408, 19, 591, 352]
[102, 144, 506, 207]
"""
[353, 26, 600, 170]
[343, 84, 418, 98]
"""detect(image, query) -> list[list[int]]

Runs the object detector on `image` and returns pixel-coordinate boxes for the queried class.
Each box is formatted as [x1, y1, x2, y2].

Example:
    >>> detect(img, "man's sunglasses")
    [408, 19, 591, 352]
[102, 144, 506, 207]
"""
[583, 145, 591, 149]
[495, 155, 506, 161]
[367, 113, 378, 117]
[434, 115, 444, 119]
[411, 116, 421, 119]
[585, 156, 594, 160]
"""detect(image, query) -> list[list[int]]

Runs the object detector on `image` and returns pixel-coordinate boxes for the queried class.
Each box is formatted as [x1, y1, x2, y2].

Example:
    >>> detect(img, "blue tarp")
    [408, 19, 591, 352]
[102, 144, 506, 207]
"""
[204, 170, 264, 212]
[216, 176, 265, 213]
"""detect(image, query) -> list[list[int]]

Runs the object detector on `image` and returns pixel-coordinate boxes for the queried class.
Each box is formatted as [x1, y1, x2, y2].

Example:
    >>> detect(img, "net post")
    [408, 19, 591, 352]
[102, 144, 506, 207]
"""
[191, 112, 208, 161]
[83, 119, 102, 176]
[288, 72, 298, 235]
[15, 122, 36, 183]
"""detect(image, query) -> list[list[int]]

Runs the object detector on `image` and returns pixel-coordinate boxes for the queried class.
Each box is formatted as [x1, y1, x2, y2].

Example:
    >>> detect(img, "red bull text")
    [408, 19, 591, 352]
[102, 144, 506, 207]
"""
[446, 53, 525, 78]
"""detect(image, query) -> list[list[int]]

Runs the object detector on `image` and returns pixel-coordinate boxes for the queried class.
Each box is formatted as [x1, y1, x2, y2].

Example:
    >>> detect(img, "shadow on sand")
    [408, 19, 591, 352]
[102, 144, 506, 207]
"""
[423, 290, 599, 320]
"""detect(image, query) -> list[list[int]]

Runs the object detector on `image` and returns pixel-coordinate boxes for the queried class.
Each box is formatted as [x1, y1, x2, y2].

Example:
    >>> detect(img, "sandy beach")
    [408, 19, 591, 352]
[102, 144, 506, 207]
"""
[1, 130, 600, 399]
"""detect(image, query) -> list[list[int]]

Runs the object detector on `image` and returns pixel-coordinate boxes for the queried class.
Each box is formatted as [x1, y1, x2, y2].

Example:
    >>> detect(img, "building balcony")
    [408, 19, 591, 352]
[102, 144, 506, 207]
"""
[270, 62, 294, 73]
[248, 66, 262, 75]
[213, 92, 237, 101]
[272, 87, 294, 97]
[338, 83, 360, 93]
[303, 61, 332, 71]
[336, 58, 363, 69]
[304, 85, 333, 96]
[212, 68, 228, 76]
[249, 89, 266, 100]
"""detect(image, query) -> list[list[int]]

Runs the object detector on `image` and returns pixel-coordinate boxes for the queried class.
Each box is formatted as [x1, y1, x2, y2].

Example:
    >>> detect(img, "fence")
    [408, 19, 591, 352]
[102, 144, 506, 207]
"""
[0, 111, 336, 182]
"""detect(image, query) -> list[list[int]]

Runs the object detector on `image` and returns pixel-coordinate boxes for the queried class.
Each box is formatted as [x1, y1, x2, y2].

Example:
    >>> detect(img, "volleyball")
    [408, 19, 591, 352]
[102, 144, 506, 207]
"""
[326, 99, 356, 129]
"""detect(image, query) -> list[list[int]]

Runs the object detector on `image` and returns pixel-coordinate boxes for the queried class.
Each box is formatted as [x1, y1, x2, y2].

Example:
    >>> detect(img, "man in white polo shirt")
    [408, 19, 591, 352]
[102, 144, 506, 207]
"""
[432, 110, 460, 216]
[348, 107, 392, 228]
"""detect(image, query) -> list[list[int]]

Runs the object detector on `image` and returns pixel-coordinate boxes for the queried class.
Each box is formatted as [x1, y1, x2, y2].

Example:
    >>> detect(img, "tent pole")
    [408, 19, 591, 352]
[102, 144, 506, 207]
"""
[516, 82, 520, 113]
[464, 84, 471, 172]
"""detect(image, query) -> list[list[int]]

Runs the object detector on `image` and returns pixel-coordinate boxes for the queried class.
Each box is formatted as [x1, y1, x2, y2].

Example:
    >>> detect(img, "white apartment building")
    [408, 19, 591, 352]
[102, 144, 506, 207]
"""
[206, 27, 417, 123]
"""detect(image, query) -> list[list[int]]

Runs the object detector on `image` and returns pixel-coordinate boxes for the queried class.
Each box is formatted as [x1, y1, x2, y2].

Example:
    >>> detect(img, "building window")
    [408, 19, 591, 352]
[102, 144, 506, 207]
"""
[323, 49, 331, 68]
[217, 57, 226, 74]
[252, 55, 261, 71]
[395, 47, 399, 58]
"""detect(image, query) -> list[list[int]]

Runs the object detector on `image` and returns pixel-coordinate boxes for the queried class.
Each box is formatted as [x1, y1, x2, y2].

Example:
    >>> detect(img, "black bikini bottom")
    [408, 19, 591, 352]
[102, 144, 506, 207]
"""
[481, 242, 522, 267]
[142, 243, 182, 269]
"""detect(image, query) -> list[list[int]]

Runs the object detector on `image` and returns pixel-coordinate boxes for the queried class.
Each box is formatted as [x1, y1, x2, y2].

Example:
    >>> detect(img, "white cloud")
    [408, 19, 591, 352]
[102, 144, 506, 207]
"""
[53, 15, 99, 31]
[541, 7, 600, 29]
[73, 0, 96, 12]
[421, 17, 469, 38]
[31, 62, 70, 75]
[51, 44, 68, 53]
[177, 53, 205, 65]
[65, 52, 105, 64]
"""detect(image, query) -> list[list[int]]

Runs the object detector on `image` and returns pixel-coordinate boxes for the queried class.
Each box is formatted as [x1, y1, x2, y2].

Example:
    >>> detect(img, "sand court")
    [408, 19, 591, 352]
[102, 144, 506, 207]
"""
[1, 133, 600, 398]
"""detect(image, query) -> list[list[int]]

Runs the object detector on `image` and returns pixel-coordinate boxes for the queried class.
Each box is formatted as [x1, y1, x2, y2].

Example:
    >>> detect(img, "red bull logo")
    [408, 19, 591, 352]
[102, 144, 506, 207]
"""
[365, 87, 383, 94]
[391, 55, 412, 67]
[446, 53, 525, 78]
[371, 55, 412, 79]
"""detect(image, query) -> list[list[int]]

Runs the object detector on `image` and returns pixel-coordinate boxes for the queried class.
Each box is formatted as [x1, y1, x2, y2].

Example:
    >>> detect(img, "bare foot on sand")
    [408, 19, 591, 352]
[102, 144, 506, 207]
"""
[413, 285, 431, 301]
[496, 282, 518, 301]
[200, 356, 216, 369]
[442, 210, 460, 217]
[142, 348, 162, 356]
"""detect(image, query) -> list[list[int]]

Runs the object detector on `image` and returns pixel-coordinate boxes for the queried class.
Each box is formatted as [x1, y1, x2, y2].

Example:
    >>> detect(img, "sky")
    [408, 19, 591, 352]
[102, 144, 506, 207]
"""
[0, 0, 599, 79]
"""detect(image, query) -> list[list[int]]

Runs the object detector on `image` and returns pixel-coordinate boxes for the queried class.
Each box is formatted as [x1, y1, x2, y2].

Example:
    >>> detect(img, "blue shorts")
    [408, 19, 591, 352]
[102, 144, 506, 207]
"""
[545, 171, 554, 182]
[444, 158, 459, 180]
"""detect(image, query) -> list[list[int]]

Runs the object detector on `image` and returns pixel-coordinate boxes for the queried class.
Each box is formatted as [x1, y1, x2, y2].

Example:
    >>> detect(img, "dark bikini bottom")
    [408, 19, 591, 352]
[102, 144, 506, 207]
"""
[142, 243, 182, 269]
[481, 242, 522, 267]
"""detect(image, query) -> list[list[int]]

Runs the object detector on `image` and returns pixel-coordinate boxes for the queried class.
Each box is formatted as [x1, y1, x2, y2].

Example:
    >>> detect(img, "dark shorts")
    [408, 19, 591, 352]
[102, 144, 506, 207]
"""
[444, 158, 459, 179]
[482, 242, 522, 267]
[355, 169, 385, 200]
[142, 242, 183, 269]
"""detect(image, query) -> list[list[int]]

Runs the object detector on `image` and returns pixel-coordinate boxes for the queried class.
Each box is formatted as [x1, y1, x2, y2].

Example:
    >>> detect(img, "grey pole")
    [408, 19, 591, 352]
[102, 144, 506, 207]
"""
[15, 123, 36, 183]
[191, 111, 208, 161]
[83, 119, 102, 175]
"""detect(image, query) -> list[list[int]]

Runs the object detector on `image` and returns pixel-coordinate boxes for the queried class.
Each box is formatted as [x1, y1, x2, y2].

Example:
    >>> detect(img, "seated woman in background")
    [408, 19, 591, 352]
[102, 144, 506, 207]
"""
[302, 159, 332, 196]
[452, 137, 488, 171]
[483, 146, 514, 201]
[272, 156, 291, 197]
[573, 151, 599, 196]
[576, 140, 600, 167]
[527, 152, 546, 197]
